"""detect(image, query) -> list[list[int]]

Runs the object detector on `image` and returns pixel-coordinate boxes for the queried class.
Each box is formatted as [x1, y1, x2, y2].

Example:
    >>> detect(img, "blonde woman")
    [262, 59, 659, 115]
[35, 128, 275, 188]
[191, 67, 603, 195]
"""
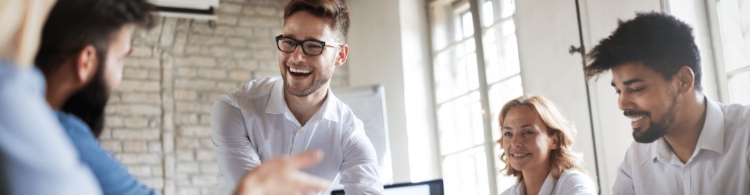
[497, 95, 596, 195]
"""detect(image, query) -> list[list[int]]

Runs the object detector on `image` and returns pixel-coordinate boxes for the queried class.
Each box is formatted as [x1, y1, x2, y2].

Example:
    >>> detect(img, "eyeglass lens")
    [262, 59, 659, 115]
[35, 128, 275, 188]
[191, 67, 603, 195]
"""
[277, 37, 324, 55]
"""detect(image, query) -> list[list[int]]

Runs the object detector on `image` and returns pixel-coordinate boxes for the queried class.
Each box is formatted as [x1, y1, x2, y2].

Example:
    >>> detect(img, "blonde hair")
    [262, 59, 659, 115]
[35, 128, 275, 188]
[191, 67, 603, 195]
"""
[496, 94, 588, 182]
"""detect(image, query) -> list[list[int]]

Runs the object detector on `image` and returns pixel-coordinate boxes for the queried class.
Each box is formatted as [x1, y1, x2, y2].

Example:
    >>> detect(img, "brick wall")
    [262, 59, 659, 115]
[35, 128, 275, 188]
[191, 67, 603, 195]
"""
[101, 0, 350, 195]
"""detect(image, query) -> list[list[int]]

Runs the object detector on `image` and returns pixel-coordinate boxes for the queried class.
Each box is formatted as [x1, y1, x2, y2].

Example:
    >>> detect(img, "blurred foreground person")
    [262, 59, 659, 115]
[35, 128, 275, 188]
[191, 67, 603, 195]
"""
[497, 95, 596, 195]
[1, 0, 329, 194]
[585, 12, 750, 194]
[0, 0, 102, 194]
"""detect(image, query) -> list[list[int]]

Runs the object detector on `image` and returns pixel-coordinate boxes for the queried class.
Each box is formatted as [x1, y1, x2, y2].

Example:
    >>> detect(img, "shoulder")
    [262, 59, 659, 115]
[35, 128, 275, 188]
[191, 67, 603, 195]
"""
[557, 170, 597, 194]
[224, 77, 281, 102]
[718, 102, 750, 131]
[54, 111, 96, 140]
[329, 94, 363, 131]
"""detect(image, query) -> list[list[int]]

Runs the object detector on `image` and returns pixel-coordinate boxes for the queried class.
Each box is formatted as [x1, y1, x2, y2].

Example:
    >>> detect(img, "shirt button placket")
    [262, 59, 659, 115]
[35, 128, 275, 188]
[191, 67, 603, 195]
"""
[682, 167, 690, 195]
[291, 128, 304, 154]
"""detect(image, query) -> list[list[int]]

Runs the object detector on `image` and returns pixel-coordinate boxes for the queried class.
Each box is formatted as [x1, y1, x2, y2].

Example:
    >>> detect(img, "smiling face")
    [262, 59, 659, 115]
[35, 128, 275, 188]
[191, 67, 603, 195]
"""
[611, 62, 679, 143]
[501, 106, 558, 172]
[278, 11, 345, 97]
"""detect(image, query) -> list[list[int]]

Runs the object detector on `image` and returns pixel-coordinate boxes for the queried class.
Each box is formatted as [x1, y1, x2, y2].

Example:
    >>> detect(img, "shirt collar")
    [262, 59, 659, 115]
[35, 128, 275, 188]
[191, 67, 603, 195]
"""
[264, 79, 339, 123]
[650, 97, 725, 164]
[518, 173, 557, 195]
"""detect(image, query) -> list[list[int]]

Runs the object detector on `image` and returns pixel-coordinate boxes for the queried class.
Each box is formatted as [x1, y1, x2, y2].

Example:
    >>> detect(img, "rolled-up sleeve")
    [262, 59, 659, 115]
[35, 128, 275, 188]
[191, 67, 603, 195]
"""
[211, 95, 260, 194]
[339, 119, 383, 195]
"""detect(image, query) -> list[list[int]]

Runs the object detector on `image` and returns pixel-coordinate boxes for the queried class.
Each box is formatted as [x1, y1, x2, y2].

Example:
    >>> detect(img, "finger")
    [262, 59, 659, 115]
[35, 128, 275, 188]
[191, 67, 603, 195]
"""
[288, 149, 324, 169]
[291, 172, 331, 192]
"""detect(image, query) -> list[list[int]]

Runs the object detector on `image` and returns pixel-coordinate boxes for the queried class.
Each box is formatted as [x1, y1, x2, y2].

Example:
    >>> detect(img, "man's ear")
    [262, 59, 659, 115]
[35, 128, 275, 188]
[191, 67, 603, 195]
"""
[76, 45, 98, 84]
[334, 44, 348, 67]
[675, 66, 695, 95]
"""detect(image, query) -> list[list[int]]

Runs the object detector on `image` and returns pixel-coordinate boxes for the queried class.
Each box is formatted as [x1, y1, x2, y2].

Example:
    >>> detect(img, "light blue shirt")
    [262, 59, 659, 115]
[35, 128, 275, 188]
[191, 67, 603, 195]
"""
[0, 62, 101, 195]
[55, 111, 159, 195]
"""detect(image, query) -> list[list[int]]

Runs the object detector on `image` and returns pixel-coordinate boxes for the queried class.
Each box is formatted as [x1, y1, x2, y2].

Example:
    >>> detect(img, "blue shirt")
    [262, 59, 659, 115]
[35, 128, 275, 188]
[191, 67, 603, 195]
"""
[0, 62, 101, 195]
[54, 111, 160, 195]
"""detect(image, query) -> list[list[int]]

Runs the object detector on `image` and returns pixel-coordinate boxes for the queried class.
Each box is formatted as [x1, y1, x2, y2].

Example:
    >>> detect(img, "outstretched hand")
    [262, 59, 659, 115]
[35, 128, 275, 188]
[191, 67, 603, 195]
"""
[233, 150, 331, 195]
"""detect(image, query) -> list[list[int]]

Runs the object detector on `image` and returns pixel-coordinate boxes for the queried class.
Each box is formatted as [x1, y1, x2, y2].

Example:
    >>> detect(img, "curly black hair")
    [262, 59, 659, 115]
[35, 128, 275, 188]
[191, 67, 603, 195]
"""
[584, 12, 702, 91]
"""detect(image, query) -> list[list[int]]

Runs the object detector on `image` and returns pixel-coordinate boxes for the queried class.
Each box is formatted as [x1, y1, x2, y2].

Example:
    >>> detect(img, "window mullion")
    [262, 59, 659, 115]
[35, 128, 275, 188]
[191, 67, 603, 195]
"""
[468, 0, 498, 195]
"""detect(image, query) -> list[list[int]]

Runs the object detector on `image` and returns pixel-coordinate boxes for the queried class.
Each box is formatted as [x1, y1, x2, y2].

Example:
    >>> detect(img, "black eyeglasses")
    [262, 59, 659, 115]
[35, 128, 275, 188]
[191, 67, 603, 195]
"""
[275, 35, 342, 56]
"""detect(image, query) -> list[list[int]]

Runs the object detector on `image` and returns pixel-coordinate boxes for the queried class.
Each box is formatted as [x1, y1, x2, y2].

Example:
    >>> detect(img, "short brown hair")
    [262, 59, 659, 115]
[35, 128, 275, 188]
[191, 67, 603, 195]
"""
[496, 95, 589, 182]
[283, 0, 350, 42]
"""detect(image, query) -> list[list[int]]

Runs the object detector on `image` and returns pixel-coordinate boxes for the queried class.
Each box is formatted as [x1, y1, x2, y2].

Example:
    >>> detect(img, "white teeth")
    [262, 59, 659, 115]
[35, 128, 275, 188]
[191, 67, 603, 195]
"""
[628, 116, 645, 122]
[511, 153, 530, 157]
[289, 67, 311, 74]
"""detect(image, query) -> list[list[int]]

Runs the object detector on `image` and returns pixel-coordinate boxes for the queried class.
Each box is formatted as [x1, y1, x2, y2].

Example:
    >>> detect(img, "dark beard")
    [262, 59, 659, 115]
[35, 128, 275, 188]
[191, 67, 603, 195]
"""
[61, 66, 110, 138]
[630, 95, 677, 143]
[283, 75, 329, 97]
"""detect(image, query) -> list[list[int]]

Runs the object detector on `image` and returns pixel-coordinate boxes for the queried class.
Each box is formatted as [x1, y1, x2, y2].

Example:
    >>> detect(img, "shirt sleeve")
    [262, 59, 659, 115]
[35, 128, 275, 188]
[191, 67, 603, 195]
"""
[339, 119, 384, 195]
[612, 147, 636, 195]
[60, 115, 159, 195]
[211, 96, 261, 194]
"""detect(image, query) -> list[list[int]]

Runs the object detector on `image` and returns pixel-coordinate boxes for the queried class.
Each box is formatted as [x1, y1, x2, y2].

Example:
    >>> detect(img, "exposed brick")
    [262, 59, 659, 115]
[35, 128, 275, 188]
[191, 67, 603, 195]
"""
[116, 153, 161, 164]
[149, 141, 162, 152]
[175, 56, 216, 67]
[141, 177, 165, 189]
[124, 141, 149, 152]
[176, 67, 197, 77]
[128, 165, 152, 177]
[200, 162, 220, 174]
[197, 68, 227, 79]
[196, 150, 215, 161]
[112, 129, 161, 140]
[217, 82, 241, 91]
[253, 6, 278, 16]
[131, 46, 153, 57]
[254, 50, 275, 60]
[123, 68, 149, 79]
[210, 46, 233, 57]
[239, 17, 280, 27]
[217, 15, 238, 25]
[177, 162, 199, 174]
[219, 3, 242, 14]
[227, 38, 247, 48]
[174, 79, 216, 90]
[100, 140, 122, 152]
[232, 49, 253, 58]
[117, 80, 161, 92]
[228, 71, 252, 80]
[178, 125, 212, 137]
[185, 46, 210, 55]
[175, 102, 213, 113]
[176, 114, 199, 125]
[189, 35, 226, 46]
[176, 150, 195, 161]
[176, 138, 201, 149]
[121, 92, 161, 104]
[174, 90, 198, 100]
[198, 114, 212, 125]
[191, 175, 217, 187]
[106, 104, 161, 116]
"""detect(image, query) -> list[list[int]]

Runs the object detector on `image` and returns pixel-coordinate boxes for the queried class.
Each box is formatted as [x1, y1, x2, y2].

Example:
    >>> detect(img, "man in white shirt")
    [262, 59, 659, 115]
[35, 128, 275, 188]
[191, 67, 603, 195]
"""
[210, 0, 383, 194]
[584, 12, 750, 194]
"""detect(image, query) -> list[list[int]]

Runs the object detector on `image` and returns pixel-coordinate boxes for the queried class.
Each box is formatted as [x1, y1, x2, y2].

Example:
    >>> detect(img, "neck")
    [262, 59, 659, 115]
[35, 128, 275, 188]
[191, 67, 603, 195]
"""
[663, 92, 707, 163]
[44, 71, 79, 110]
[284, 84, 329, 126]
[521, 164, 551, 195]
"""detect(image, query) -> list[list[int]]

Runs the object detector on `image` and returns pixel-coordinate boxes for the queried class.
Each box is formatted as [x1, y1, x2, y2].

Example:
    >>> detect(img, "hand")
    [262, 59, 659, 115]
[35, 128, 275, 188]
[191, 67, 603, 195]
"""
[233, 150, 331, 195]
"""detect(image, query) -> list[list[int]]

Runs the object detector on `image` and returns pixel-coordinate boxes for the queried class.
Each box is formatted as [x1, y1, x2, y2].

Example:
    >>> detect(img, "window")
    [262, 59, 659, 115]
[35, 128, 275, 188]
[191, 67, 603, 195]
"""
[428, 0, 522, 194]
[716, 0, 750, 105]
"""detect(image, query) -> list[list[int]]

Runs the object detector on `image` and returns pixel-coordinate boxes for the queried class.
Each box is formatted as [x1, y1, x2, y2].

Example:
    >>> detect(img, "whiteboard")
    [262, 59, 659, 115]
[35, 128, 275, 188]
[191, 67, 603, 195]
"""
[328, 84, 393, 191]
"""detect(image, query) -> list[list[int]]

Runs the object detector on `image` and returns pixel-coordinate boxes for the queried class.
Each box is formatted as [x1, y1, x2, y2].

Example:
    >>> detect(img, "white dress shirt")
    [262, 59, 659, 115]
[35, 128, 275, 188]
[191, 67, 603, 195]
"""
[612, 98, 750, 195]
[211, 77, 383, 195]
[501, 170, 596, 195]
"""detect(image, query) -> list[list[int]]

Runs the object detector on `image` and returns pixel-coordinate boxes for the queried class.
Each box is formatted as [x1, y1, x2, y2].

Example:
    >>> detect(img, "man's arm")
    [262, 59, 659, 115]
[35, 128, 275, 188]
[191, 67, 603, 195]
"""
[211, 96, 261, 194]
[339, 120, 383, 194]
[0, 65, 101, 195]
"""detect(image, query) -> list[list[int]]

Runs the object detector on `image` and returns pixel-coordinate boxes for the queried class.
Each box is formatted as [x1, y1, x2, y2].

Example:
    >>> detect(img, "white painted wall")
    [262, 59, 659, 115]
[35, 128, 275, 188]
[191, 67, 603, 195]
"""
[347, 0, 442, 184]
[514, 0, 601, 190]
